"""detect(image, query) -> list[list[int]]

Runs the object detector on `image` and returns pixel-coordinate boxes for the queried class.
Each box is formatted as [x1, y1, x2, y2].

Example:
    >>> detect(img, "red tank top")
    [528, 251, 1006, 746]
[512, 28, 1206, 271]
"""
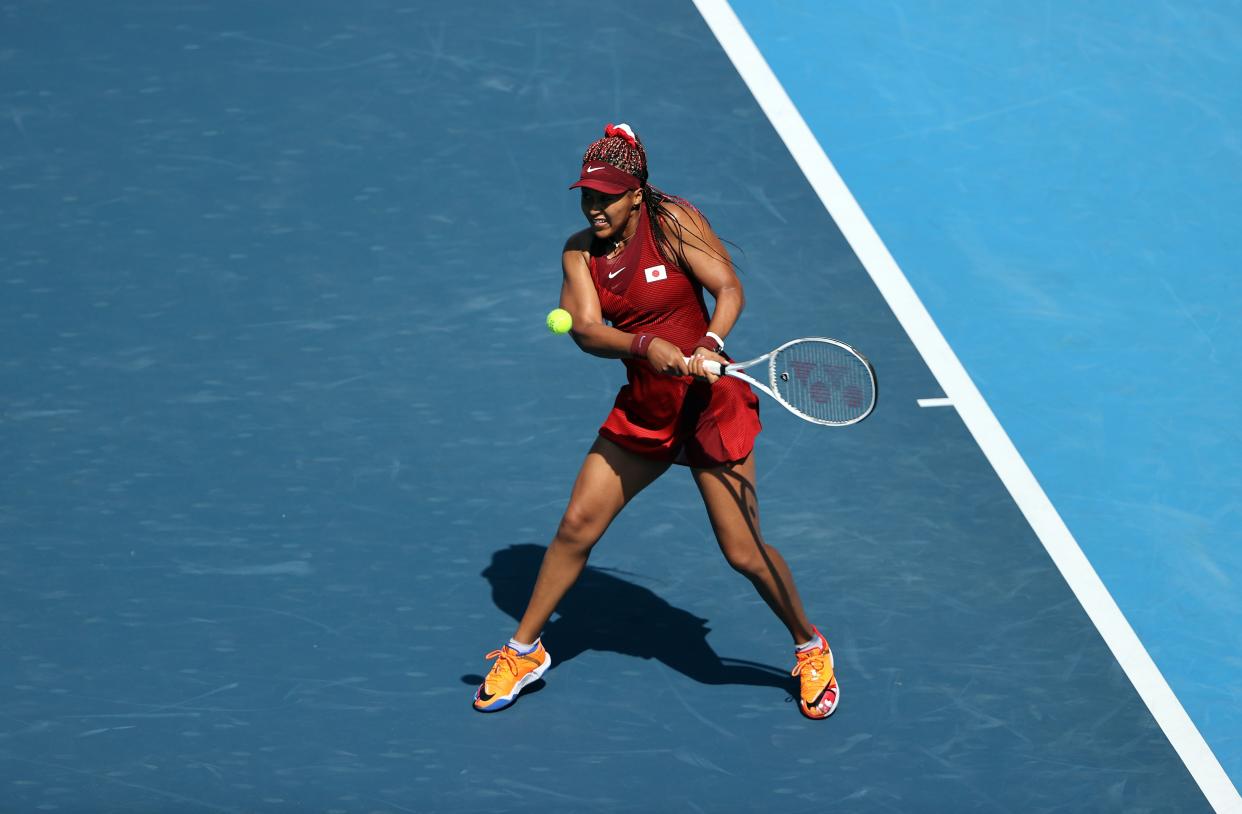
[587, 202, 761, 467]
[588, 202, 710, 359]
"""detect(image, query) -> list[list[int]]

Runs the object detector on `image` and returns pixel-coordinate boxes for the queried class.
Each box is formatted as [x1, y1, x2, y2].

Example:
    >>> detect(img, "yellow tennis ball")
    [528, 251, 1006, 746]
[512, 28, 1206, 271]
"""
[546, 308, 573, 335]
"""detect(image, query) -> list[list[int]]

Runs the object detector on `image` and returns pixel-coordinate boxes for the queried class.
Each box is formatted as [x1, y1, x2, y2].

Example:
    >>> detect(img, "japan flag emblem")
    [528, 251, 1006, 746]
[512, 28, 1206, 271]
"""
[644, 264, 667, 283]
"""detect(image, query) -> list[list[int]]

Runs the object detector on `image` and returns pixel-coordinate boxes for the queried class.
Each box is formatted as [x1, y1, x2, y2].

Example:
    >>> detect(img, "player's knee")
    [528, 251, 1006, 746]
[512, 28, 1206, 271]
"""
[721, 541, 765, 577]
[555, 508, 603, 550]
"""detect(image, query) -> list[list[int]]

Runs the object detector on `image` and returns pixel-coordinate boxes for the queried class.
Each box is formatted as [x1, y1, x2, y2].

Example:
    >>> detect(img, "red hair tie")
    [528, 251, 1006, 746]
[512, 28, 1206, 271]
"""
[605, 123, 638, 147]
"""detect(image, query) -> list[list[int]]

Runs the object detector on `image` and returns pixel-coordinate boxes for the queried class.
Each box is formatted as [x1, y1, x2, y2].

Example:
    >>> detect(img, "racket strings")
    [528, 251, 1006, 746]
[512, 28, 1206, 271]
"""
[771, 341, 875, 425]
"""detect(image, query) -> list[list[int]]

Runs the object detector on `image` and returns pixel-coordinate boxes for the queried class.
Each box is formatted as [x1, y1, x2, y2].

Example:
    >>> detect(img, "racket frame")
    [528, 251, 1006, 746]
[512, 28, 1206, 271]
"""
[695, 337, 877, 426]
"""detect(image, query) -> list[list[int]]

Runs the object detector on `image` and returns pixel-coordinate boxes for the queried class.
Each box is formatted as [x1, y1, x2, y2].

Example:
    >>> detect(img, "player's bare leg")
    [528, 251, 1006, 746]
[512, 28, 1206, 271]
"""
[692, 451, 815, 643]
[513, 436, 670, 643]
[694, 452, 838, 718]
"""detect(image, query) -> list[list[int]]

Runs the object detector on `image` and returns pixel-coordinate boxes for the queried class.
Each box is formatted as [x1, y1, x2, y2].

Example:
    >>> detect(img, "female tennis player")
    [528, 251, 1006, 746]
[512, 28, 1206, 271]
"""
[473, 123, 838, 720]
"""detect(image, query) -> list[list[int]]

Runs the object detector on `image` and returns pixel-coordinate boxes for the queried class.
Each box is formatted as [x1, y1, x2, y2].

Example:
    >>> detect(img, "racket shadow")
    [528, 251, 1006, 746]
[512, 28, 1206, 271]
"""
[481, 543, 793, 693]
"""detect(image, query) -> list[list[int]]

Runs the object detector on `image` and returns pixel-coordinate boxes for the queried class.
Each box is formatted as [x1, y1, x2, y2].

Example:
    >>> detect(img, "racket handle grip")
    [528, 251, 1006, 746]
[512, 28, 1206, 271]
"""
[683, 357, 724, 376]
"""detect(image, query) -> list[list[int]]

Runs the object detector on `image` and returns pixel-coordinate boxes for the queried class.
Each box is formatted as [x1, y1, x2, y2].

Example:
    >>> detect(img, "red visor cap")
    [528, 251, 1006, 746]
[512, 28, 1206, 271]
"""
[569, 162, 641, 195]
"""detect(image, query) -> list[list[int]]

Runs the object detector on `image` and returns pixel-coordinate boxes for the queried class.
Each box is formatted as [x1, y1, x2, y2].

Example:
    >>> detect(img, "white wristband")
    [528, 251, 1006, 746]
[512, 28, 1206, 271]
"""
[705, 331, 725, 352]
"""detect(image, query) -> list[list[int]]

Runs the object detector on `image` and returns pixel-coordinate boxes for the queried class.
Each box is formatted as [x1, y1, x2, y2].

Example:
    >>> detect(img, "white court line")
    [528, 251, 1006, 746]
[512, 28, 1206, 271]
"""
[917, 397, 954, 408]
[691, 1, 1241, 811]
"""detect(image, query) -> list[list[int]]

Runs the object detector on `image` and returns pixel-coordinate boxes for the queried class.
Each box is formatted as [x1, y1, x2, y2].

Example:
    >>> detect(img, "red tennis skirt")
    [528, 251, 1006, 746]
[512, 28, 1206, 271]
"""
[598, 362, 761, 468]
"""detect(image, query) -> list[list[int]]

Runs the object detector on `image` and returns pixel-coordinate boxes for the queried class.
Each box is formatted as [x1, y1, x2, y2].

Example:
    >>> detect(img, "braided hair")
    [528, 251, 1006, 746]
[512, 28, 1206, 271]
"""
[580, 124, 735, 270]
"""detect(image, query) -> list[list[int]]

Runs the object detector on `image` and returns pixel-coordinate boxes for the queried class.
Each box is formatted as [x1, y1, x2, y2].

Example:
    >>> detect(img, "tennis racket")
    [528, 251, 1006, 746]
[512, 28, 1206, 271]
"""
[686, 337, 877, 426]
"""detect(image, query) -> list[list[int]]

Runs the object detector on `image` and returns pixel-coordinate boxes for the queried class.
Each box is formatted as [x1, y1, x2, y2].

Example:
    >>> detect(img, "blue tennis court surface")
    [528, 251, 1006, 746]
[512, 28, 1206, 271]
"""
[725, 0, 1242, 806]
[0, 1, 1234, 811]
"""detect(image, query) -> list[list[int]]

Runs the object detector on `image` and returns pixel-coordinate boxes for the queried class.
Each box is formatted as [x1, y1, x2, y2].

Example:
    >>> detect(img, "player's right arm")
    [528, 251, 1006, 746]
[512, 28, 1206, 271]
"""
[560, 231, 687, 375]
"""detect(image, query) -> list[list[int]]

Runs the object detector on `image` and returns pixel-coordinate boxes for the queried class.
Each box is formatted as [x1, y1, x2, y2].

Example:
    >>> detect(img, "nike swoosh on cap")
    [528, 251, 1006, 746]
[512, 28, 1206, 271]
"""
[585, 165, 606, 173]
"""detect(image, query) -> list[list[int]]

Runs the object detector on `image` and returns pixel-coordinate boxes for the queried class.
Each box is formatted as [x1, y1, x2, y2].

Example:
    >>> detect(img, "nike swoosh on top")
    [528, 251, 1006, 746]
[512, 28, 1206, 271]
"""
[608, 267, 626, 279]
[585, 165, 606, 173]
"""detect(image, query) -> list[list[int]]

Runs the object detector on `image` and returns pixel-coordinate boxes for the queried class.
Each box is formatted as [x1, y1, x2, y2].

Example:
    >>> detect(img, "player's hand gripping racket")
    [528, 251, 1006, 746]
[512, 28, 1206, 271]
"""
[687, 337, 877, 426]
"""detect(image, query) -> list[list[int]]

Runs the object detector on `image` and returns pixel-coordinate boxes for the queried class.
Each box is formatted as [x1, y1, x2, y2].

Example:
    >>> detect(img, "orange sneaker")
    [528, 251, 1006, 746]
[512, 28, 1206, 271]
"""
[791, 627, 839, 719]
[472, 641, 551, 713]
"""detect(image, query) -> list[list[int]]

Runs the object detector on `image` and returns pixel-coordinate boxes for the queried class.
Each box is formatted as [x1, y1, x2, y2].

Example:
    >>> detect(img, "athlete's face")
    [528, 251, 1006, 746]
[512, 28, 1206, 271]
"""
[581, 187, 642, 241]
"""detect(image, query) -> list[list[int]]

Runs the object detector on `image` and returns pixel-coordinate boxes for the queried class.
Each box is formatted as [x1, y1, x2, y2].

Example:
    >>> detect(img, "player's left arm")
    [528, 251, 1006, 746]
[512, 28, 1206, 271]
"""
[663, 202, 742, 381]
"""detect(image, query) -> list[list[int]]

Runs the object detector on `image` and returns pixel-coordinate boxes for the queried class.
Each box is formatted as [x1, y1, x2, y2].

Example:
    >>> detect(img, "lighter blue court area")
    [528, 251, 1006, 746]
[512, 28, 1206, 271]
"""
[731, 0, 1242, 788]
[0, 1, 1235, 812]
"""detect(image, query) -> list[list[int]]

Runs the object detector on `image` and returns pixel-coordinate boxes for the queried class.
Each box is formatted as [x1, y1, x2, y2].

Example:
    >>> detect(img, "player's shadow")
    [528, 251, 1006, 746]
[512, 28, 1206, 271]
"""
[473, 543, 793, 693]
